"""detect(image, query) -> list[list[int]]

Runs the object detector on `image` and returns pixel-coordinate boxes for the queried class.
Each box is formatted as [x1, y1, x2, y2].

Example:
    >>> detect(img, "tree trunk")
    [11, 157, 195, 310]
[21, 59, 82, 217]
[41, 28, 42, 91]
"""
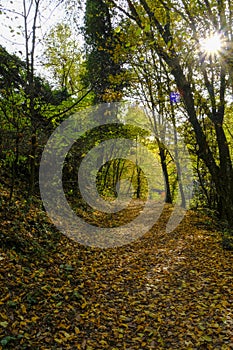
[29, 134, 37, 196]
[158, 144, 172, 203]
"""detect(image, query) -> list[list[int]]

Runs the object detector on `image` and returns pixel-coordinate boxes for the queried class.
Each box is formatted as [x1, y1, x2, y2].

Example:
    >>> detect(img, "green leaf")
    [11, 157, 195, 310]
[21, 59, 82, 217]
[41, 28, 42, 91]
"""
[0, 321, 8, 328]
[202, 335, 212, 342]
[144, 24, 151, 32]
[1, 336, 16, 346]
[115, 26, 121, 33]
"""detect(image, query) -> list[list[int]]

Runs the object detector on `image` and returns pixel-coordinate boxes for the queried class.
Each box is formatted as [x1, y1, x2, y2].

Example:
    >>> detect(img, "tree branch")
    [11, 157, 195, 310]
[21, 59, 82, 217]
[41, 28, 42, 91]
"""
[47, 87, 92, 121]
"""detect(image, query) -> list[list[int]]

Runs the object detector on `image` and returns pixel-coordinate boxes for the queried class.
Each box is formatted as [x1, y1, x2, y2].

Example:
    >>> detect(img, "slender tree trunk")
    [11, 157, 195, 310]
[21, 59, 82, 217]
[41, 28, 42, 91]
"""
[23, 0, 40, 196]
[158, 144, 172, 203]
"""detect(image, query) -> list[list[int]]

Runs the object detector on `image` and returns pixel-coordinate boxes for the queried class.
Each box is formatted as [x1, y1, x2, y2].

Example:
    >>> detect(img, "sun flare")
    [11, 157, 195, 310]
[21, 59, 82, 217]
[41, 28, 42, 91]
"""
[200, 33, 223, 56]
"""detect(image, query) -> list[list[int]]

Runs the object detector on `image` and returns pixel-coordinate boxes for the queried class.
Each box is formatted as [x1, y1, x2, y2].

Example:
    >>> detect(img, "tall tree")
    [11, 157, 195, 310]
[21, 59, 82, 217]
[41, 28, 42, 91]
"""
[84, 0, 127, 102]
[43, 23, 82, 94]
[42, 22, 93, 120]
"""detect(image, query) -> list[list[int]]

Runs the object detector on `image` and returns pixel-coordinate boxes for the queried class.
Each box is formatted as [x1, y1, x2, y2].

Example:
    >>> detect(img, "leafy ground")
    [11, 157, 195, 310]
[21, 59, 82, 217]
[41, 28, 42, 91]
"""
[0, 184, 233, 349]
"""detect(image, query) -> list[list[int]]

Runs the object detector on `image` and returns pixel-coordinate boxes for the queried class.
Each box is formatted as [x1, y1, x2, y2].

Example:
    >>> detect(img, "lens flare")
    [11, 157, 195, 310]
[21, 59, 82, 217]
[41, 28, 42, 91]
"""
[200, 33, 223, 56]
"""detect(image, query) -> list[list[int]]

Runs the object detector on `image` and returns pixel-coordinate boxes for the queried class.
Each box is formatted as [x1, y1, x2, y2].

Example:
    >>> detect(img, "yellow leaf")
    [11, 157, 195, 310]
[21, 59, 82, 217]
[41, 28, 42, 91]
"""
[21, 304, 27, 314]
[24, 333, 31, 339]
[81, 301, 87, 309]
[62, 331, 71, 339]
[0, 321, 8, 328]
[0, 313, 8, 320]
[54, 338, 63, 344]
[75, 327, 80, 334]
[57, 323, 68, 329]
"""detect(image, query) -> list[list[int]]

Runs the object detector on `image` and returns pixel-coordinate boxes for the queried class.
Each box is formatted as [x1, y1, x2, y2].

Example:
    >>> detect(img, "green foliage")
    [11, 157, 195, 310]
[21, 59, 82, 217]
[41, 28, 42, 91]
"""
[63, 122, 151, 204]
[84, 0, 128, 102]
[43, 23, 83, 94]
[0, 44, 83, 198]
[222, 228, 233, 251]
[0, 45, 25, 90]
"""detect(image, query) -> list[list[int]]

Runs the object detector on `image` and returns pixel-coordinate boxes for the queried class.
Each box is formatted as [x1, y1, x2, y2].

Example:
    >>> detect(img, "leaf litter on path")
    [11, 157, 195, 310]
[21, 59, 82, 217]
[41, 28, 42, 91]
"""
[0, 195, 233, 349]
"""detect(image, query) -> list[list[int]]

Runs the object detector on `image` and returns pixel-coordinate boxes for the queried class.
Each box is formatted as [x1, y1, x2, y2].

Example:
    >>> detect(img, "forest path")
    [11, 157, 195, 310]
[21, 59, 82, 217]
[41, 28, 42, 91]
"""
[0, 195, 233, 349]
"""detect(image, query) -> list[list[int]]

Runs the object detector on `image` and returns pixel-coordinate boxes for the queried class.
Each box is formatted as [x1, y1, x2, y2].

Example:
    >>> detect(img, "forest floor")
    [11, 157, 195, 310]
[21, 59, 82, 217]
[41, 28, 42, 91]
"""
[0, 183, 233, 350]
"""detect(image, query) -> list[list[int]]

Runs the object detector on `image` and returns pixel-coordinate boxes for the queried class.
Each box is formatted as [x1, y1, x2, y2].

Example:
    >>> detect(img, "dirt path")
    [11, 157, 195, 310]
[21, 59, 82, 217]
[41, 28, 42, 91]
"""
[0, 200, 233, 349]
